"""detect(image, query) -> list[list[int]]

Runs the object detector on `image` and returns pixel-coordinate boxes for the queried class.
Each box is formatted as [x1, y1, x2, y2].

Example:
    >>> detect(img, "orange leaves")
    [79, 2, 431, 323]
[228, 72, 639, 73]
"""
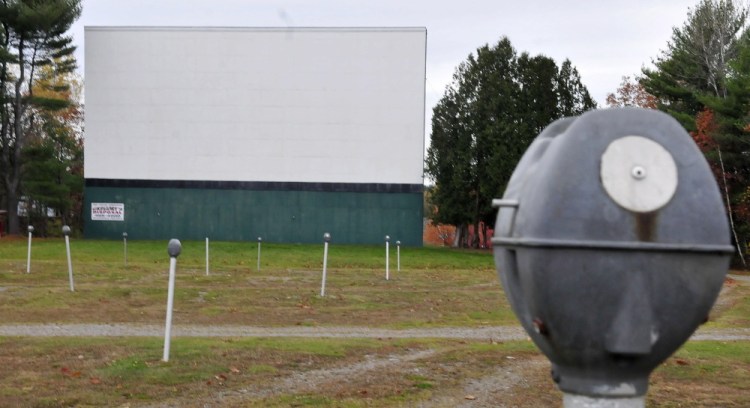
[691, 108, 719, 152]
[60, 366, 81, 378]
[605, 76, 658, 109]
[60, 366, 102, 385]
[206, 366, 242, 386]
[674, 358, 690, 366]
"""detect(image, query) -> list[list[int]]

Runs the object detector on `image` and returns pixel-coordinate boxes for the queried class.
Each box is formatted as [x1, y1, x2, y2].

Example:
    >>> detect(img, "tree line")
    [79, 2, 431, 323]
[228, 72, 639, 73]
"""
[3, 0, 748, 261]
[610, 0, 750, 265]
[425, 37, 596, 247]
[428, 0, 750, 263]
[0, 0, 82, 237]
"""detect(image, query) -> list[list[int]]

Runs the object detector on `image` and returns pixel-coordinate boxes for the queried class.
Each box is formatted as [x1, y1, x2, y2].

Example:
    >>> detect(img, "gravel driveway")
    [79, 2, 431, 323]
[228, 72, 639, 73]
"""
[2, 274, 748, 341]
[0, 323, 747, 341]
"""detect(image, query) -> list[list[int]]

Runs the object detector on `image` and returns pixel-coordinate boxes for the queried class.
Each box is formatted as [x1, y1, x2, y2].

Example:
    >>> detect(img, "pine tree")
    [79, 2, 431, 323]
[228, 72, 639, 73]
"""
[425, 37, 597, 247]
[0, 0, 81, 235]
[641, 0, 748, 130]
[641, 0, 750, 264]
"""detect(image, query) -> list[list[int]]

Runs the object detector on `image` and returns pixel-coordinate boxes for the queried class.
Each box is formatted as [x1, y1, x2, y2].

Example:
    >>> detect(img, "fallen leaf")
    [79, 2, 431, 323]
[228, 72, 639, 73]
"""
[465, 395, 477, 400]
[90, 377, 101, 385]
[229, 367, 240, 374]
[675, 358, 689, 366]
[215, 374, 227, 381]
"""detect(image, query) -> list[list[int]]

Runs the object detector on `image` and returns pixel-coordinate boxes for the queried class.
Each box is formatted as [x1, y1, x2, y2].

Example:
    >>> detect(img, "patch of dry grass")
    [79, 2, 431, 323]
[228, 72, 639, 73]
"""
[0, 239, 513, 328]
[2, 337, 746, 407]
[648, 341, 750, 407]
[0, 337, 556, 407]
[1, 239, 749, 406]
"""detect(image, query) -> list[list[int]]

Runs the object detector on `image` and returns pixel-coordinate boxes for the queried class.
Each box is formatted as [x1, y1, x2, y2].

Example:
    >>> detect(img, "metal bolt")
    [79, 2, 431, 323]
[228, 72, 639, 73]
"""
[631, 165, 647, 180]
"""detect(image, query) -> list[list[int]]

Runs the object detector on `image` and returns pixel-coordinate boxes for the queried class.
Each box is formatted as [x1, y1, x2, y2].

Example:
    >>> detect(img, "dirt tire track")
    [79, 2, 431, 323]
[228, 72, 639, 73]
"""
[145, 348, 552, 408]
[146, 348, 439, 408]
[417, 357, 548, 408]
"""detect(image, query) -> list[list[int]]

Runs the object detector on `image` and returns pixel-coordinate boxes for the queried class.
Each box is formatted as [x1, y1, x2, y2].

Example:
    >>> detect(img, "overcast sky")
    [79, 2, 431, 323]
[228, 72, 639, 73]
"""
[70, 0, 697, 140]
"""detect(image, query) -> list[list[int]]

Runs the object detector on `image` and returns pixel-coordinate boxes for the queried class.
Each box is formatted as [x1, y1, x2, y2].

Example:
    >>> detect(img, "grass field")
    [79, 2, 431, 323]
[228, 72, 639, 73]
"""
[0, 237, 506, 327]
[1, 237, 749, 406]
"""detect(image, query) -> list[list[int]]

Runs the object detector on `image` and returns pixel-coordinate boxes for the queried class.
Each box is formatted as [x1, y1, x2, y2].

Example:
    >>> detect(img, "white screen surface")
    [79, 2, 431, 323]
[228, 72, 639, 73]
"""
[84, 27, 426, 185]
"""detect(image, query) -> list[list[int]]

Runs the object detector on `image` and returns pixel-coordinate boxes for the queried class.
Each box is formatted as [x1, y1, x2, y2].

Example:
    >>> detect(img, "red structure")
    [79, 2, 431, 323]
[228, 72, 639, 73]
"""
[423, 219, 493, 248]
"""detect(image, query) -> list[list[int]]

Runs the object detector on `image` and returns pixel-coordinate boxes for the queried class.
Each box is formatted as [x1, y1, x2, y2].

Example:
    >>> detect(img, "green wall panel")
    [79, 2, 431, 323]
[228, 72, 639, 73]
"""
[84, 187, 424, 246]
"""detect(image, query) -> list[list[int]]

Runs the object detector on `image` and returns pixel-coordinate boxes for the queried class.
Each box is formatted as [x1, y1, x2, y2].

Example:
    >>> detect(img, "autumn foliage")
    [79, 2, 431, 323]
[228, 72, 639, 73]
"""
[423, 220, 456, 246]
[691, 108, 719, 152]
[689, 109, 726, 192]
[690, 107, 750, 262]
[605, 76, 658, 109]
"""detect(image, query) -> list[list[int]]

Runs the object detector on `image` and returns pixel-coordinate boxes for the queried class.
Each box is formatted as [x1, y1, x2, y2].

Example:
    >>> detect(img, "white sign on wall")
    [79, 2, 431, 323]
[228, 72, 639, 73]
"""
[91, 203, 125, 221]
